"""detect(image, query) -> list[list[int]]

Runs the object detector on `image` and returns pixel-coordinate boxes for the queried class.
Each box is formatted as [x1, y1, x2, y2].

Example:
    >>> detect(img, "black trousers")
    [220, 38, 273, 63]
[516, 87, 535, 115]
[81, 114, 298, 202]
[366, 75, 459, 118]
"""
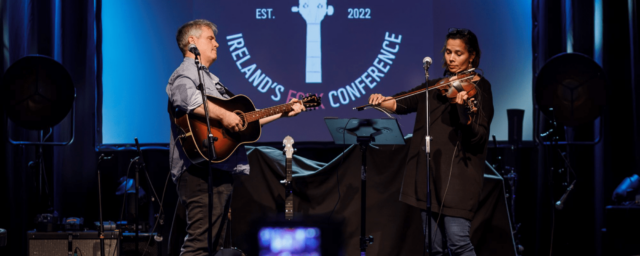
[177, 165, 233, 256]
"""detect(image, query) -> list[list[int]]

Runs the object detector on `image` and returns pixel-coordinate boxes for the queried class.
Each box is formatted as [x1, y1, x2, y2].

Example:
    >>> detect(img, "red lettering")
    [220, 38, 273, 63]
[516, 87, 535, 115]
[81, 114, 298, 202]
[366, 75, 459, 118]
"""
[288, 90, 325, 110]
[316, 93, 325, 109]
[286, 90, 297, 103]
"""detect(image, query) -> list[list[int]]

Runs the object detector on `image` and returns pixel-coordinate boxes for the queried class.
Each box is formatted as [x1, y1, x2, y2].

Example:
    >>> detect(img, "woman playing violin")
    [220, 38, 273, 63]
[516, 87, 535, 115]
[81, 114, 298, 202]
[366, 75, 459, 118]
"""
[368, 28, 493, 256]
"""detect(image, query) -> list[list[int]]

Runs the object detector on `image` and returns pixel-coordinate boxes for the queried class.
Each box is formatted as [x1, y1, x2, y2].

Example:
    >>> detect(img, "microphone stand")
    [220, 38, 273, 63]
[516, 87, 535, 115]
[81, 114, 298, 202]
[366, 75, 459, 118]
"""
[192, 53, 218, 256]
[131, 138, 167, 255]
[423, 62, 433, 256]
[97, 154, 109, 256]
[133, 139, 143, 255]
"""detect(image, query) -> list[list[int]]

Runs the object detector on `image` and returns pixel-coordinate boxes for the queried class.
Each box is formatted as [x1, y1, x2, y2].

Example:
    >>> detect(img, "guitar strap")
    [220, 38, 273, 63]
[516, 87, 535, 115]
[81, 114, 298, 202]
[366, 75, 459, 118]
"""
[167, 79, 235, 120]
[217, 82, 236, 98]
[167, 99, 174, 119]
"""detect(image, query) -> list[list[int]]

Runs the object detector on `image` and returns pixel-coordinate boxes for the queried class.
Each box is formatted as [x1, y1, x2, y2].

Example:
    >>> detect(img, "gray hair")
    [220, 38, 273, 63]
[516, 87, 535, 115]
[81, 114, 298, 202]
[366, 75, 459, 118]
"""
[176, 19, 218, 55]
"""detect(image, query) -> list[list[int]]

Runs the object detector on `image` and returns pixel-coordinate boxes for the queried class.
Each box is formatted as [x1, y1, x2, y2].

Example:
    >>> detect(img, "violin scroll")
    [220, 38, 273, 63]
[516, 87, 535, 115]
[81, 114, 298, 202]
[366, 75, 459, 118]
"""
[431, 69, 480, 115]
[466, 98, 478, 114]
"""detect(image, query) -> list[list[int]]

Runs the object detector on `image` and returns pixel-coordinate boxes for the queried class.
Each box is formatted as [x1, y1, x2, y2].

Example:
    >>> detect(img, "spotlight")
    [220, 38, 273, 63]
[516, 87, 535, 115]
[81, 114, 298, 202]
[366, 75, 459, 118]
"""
[612, 174, 640, 203]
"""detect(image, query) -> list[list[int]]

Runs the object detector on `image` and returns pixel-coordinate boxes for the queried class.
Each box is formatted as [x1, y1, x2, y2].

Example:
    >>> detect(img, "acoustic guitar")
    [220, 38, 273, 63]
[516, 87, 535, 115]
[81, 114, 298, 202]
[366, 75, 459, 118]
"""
[174, 94, 321, 164]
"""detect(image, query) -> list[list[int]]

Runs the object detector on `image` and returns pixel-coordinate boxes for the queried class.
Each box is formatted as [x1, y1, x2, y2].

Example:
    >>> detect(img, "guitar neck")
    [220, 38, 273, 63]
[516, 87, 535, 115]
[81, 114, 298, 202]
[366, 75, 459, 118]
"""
[285, 155, 293, 220]
[286, 158, 293, 182]
[245, 102, 297, 123]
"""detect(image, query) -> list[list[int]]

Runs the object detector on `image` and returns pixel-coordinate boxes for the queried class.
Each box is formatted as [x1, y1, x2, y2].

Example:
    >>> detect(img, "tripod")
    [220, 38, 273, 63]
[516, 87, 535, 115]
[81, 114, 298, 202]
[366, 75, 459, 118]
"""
[490, 108, 527, 255]
[97, 153, 114, 256]
[491, 135, 523, 256]
[117, 138, 166, 255]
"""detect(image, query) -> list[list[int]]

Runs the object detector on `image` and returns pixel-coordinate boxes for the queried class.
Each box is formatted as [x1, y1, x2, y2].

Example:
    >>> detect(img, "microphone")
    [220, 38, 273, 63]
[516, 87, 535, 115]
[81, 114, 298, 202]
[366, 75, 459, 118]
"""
[423, 56, 432, 71]
[555, 180, 576, 210]
[188, 44, 200, 56]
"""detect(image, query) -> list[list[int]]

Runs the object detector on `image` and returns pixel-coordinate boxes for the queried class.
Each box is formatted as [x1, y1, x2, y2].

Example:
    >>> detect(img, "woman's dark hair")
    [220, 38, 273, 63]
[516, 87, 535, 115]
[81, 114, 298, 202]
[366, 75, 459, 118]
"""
[441, 28, 481, 69]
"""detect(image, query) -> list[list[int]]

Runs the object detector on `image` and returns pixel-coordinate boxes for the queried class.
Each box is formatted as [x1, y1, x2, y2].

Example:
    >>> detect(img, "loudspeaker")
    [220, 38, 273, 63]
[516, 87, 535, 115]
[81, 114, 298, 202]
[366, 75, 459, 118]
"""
[121, 232, 161, 256]
[27, 230, 119, 256]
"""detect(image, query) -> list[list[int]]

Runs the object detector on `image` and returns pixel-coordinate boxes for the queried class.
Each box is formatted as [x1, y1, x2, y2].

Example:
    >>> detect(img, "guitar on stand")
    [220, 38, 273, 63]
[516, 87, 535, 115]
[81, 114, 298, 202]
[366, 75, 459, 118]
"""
[280, 136, 295, 220]
[174, 94, 321, 165]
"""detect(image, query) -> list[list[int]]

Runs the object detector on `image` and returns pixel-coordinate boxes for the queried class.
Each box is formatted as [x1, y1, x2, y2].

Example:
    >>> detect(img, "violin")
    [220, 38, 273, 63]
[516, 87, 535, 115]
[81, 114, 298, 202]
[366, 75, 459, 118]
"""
[355, 68, 480, 113]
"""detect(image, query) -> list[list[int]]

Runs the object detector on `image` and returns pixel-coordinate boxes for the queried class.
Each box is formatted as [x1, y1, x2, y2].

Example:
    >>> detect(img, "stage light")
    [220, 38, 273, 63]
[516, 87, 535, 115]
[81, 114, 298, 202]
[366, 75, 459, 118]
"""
[534, 53, 606, 127]
[612, 174, 640, 203]
[3, 55, 75, 131]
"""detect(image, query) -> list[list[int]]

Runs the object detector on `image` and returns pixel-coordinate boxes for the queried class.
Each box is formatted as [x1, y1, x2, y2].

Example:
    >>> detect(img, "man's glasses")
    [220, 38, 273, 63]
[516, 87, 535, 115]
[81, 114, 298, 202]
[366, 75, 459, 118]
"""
[448, 28, 469, 35]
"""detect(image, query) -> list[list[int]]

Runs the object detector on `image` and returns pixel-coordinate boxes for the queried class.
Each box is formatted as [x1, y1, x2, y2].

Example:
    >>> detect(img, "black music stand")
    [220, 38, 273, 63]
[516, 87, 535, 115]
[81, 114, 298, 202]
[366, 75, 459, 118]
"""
[324, 117, 405, 256]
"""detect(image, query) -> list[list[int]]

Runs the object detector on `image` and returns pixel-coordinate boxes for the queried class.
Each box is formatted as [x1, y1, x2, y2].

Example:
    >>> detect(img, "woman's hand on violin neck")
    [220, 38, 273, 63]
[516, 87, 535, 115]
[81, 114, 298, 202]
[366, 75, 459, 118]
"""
[368, 93, 397, 112]
[455, 91, 469, 105]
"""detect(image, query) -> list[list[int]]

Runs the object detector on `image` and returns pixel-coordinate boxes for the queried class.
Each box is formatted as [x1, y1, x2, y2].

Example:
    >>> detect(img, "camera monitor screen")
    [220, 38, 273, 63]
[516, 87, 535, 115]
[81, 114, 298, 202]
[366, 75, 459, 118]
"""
[258, 227, 321, 256]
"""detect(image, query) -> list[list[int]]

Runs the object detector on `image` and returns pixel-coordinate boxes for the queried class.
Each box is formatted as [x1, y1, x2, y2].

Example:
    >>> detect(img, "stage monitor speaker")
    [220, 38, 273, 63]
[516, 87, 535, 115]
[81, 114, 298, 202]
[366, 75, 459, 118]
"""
[120, 232, 161, 256]
[27, 230, 119, 256]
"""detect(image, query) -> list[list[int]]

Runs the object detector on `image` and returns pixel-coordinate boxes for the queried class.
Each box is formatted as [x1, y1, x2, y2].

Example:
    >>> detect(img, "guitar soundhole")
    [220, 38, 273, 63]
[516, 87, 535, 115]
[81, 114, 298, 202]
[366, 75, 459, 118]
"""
[234, 110, 247, 131]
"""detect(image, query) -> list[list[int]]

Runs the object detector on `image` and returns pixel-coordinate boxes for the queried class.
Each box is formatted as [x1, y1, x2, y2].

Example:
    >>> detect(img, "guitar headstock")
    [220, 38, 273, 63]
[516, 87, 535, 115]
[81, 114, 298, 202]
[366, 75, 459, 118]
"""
[300, 94, 322, 110]
[283, 135, 295, 158]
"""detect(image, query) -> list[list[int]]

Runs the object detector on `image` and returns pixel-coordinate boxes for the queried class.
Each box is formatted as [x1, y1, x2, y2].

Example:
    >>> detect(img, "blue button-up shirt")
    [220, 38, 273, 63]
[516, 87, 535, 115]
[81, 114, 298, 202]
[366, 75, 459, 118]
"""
[166, 57, 249, 183]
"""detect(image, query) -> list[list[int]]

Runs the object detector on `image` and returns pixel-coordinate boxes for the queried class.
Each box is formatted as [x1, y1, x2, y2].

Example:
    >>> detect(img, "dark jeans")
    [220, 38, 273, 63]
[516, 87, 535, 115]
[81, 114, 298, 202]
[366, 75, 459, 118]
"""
[421, 210, 476, 256]
[177, 166, 233, 256]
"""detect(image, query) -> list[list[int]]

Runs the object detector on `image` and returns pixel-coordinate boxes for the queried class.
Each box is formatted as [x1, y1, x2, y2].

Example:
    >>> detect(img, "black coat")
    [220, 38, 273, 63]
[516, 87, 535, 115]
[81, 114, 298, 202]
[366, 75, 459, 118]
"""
[394, 76, 494, 220]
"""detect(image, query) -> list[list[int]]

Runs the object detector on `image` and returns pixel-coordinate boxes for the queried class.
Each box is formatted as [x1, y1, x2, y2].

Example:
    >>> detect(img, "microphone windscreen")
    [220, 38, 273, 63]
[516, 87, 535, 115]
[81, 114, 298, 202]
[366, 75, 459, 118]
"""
[423, 56, 432, 65]
[188, 44, 200, 55]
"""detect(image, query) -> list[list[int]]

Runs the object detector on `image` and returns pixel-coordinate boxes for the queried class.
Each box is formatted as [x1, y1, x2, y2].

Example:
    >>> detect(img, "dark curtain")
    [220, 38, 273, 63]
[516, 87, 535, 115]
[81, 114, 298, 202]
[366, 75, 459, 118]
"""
[0, 0, 96, 255]
[532, 1, 638, 256]
[531, 1, 601, 255]
[600, 1, 639, 255]
[632, 1, 640, 169]
[531, 1, 563, 255]
[167, 141, 517, 256]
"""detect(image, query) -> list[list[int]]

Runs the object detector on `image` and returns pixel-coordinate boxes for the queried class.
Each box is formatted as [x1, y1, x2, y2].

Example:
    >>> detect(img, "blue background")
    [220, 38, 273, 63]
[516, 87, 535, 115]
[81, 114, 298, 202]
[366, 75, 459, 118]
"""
[102, 0, 532, 144]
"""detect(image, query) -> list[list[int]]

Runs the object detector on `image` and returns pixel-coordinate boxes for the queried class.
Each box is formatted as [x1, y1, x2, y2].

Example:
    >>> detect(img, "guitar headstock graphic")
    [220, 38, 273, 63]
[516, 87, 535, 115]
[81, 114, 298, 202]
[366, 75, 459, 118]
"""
[292, 0, 334, 24]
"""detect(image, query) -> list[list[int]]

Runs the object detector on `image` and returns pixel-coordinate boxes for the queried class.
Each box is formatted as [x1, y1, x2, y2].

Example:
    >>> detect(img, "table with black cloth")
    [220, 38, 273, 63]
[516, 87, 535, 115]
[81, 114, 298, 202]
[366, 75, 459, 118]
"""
[170, 136, 516, 256]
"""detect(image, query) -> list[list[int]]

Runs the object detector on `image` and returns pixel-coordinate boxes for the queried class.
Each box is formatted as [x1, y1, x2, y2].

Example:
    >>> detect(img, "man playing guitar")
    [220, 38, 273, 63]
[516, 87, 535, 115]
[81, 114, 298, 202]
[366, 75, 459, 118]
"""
[166, 19, 305, 256]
